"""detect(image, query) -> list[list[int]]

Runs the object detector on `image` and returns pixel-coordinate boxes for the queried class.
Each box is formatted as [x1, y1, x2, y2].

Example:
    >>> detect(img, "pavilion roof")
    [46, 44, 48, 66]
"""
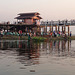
[15, 15, 34, 19]
[18, 12, 40, 16]
[15, 15, 42, 19]
[15, 12, 42, 19]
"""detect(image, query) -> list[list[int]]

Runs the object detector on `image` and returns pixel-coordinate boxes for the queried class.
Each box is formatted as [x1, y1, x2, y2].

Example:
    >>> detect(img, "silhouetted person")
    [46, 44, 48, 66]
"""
[70, 32, 72, 37]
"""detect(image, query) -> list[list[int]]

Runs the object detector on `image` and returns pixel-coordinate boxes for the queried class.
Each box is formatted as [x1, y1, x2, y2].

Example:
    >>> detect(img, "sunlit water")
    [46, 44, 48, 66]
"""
[0, 40, 75, 75]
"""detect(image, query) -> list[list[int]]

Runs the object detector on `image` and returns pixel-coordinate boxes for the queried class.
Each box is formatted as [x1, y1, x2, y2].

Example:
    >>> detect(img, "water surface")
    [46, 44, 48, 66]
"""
[0, 40, 75, 75]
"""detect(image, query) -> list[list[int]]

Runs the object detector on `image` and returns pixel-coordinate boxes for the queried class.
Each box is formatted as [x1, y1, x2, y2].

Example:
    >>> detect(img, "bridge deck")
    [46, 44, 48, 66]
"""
[0, 21, 75, 26]
[40, 21, 75, 26]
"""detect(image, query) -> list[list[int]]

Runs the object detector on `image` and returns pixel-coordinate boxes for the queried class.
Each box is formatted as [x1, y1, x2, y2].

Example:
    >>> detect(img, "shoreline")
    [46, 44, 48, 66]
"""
[0, 35, 75, 41]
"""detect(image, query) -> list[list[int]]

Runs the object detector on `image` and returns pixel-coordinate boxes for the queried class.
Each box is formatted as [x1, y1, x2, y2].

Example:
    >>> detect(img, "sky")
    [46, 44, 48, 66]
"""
[0, 0, 75, 23]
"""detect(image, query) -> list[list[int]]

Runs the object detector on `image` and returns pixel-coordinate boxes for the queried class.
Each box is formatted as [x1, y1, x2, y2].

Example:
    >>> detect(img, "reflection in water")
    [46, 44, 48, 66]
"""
[0, 40, 73, 66]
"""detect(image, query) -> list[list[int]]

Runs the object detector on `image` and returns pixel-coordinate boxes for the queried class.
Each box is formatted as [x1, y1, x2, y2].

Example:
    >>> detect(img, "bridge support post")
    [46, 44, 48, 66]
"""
[52, 26, 53, 32]
[58, 26, 60, 31]
[44, 26, 46, 35]
[50, 26, 51, 32]
[64, 25, 66, 35]
[68, 25, 70, 36]
[40, 27, 41, 35]
[55, 26, 57, 32]
[7, 26, 9, 32]
[62, 26, 64, 32]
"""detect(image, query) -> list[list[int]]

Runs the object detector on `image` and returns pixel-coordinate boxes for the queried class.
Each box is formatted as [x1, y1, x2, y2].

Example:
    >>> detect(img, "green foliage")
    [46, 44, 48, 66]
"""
[32, 37, 47, 42]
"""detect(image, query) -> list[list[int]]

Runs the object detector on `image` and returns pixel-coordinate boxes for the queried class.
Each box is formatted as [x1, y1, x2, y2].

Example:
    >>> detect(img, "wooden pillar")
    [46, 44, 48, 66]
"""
[68, 25, 70, 36]
[50, 26, 51, 32]
[40, 26, 41, 35]
[7, 26, 8, 32]
[44, 26, 45, 33]
[64, 25, 66, 34]
[4, 28, 5, 32]
[43, 26, 45, 33]
[15, 26, 16, 32]
[4, 26, 5, 32]
[38, 26, 41, 35]
[55, 26, 57, 32]
[58, 26, 60, 31]
[46, 26, 47, 35]
[62, 26, 63, 32]
[52, 26, 53, 32]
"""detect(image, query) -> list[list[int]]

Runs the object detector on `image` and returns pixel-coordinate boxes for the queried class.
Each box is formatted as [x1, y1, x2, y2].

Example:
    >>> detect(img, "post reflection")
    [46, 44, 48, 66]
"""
[0, 40, 72, 66]
[40, 40, 71, 57]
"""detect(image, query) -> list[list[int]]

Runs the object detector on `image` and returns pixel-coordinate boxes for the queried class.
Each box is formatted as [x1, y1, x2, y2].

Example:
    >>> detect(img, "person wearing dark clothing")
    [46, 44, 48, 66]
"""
[70, 32, 72, 37]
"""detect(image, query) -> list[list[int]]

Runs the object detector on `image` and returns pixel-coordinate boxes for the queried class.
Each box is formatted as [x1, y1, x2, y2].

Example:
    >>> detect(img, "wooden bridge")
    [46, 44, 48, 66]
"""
[40, 20, 75, 26]
[39, 20, 75, 36]
[0, 20, 75, 36]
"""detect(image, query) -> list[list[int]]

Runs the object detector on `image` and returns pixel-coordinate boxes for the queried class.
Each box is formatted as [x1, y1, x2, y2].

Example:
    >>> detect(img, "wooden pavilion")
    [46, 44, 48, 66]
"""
[14, 12, 42, 34]
[15, 12, 42, 25]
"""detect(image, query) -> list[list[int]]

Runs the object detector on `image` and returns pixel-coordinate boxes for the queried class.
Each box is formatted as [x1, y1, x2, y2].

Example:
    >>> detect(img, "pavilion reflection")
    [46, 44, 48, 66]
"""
[16, 41, 40, 65]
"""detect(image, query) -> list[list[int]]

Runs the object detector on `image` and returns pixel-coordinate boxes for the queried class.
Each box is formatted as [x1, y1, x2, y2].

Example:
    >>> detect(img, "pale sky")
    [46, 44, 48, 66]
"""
[0, 0, 75, 22]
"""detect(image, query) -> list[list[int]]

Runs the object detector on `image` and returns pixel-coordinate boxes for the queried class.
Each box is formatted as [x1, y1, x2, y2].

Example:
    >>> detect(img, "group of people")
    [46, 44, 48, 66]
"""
[0, 28, 72, 39]
[0, 30, 23, 37]
[50, 31, 60, 37]
[49, 31, 72, 37]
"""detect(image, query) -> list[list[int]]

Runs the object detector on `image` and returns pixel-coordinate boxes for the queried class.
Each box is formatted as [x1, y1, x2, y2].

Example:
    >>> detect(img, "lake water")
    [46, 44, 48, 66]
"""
[0, 40, 75, 75]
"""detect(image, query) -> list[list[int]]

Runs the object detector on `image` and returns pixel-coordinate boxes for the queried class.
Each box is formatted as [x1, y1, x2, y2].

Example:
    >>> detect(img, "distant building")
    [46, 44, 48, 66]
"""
[15, 12, 42, 25]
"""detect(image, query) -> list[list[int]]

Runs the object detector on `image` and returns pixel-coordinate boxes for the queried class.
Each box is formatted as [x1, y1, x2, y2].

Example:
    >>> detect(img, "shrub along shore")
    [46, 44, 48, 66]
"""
[0, 35, 75, 41]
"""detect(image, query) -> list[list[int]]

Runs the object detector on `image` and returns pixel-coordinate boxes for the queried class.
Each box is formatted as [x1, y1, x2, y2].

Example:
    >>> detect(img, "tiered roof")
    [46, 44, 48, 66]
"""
[15, 12, 42, 19]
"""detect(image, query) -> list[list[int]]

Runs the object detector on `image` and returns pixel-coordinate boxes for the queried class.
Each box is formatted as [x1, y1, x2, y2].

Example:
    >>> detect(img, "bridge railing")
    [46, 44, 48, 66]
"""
[40, 20, 75, 26]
